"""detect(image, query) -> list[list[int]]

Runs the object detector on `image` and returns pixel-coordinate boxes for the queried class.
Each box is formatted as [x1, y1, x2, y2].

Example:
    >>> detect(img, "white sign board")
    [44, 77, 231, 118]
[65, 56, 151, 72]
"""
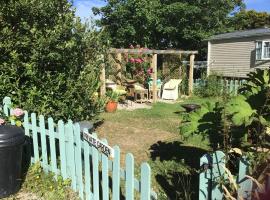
[82, 131, 114, 158]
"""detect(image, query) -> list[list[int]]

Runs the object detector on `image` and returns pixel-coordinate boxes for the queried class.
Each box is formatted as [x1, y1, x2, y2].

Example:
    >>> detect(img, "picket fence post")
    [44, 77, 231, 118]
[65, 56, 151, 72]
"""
[58, 120, 67, 179]
[237, 157, 253, 200]
[65, 120, 77, 190]
[199, 154, 212, 200]
[92, 132, 100, 200]
[102, 139, 109, 200]
[126, 153, 134, 200]
[39, 115, 48, 172]
[112, 146, 121, 200]
[83, 129, 92, 200]
[211, 151, 225, 200]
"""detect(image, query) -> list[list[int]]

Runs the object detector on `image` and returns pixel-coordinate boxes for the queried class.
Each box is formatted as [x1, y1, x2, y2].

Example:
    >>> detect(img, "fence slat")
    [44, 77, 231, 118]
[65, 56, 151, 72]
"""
[74, 123, 84, 199]
[92, 133, 100, 200]
[113, 146, 120, 200]
[83, 130, 92, 200]
[39, 115, 48, 172]
[141, 163, 151, 200]
[234, 80, 239, 96]
[102, 139, 109, 200]
[211, 151, 225, 200]
[23, 111, 30, 136]
[3, 96, 11, 116]
[237, 157, 253, 200]
[31, 113, 39, 163]
[199, 154, 212, 200]
[48, 117, 57, 178]
[126, 153, 134, 200]
[58, 120, 67, 179]
[65, 120, 77, 190]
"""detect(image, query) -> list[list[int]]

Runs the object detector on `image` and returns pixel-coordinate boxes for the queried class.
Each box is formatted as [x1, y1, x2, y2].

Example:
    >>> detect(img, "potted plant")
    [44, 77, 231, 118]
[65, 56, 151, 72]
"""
[105, 91, 120, 113]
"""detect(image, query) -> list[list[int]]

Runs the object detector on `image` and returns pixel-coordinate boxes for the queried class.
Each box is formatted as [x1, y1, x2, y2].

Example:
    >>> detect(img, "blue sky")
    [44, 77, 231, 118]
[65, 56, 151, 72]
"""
[73, 0, 270, 20]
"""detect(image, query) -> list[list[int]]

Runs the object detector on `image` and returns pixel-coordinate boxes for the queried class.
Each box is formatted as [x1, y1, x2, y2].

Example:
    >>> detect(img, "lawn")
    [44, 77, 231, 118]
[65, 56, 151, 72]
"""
[95, 97, 217, 199]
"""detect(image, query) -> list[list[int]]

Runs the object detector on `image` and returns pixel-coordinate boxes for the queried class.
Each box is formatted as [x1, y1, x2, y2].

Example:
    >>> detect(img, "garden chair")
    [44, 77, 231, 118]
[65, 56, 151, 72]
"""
[162, 79, 182, 100]
[148, 78, 162, 99]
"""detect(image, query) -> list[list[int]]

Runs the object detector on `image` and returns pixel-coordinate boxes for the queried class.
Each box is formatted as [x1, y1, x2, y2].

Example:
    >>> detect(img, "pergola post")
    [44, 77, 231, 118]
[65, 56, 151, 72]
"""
[152, 54, 158, 103]
[100, 63, 106, 96]
[179, 53, 182, 79]
[116, 53, 122, 85]
[189, 54, 195, 95]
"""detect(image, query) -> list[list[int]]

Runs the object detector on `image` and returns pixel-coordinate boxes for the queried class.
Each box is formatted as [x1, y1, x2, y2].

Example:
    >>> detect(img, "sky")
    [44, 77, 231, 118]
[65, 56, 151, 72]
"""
[73, 0, 270, 20]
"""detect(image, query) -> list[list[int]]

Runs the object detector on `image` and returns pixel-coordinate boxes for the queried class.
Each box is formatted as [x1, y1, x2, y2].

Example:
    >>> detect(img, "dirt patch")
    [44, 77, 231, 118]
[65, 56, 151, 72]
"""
[3, 191, 41, 200]
[96, 121, 177, 165]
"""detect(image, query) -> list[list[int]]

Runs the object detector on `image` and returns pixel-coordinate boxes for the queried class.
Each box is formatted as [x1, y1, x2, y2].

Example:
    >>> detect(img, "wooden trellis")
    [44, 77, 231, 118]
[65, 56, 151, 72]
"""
[100, 48, 198, 102]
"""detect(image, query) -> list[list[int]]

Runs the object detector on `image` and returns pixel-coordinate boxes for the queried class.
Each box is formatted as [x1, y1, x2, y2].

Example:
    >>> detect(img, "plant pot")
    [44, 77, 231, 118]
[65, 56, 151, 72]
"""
[106, 101, 118, 113]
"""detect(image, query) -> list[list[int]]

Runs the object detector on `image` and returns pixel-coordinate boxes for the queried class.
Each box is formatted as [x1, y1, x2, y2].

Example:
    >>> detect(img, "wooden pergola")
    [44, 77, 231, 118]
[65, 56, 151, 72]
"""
[100, 48, 198, 103]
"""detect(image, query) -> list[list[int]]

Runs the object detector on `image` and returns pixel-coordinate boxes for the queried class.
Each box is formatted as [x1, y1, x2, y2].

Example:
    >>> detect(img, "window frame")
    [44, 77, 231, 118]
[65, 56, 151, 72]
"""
[256, 40, 270, 60]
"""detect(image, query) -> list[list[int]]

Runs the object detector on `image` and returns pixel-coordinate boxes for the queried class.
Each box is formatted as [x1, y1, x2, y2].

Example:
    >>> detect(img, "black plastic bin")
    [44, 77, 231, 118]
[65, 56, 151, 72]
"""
[0, 125, 25, 198]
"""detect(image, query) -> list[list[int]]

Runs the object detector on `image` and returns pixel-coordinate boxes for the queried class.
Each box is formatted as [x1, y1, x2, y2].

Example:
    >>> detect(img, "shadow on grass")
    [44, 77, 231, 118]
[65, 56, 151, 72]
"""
[149, 141, 208, 199]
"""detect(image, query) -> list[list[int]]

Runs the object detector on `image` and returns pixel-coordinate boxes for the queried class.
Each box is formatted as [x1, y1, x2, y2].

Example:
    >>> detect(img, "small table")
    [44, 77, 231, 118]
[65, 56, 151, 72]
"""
[134, 89, 149, 103]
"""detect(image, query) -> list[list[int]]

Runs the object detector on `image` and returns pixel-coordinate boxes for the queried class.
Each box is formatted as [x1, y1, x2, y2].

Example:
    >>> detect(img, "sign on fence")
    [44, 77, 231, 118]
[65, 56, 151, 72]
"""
[82, 131, 115, 158]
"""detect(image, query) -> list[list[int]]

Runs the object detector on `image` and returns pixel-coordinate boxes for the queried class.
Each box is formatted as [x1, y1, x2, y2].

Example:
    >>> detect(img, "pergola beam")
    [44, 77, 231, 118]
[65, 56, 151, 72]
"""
[109, 48, 198, 55]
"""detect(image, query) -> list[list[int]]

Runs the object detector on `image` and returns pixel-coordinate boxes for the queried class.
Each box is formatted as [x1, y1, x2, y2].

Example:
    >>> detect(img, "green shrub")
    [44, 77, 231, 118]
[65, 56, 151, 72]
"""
[0, 0, 109, 121]
[194, 74, 223, 97]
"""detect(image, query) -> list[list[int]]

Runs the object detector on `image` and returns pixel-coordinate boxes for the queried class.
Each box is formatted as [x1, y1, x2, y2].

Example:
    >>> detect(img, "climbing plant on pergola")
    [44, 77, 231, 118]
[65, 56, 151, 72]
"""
[100, 48, 198, 102]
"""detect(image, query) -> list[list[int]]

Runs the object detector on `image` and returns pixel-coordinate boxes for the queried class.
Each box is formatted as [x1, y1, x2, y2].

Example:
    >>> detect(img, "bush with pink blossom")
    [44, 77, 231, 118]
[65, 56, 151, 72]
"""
[125, 45, 153, 85]
[0, 107, 24, 127]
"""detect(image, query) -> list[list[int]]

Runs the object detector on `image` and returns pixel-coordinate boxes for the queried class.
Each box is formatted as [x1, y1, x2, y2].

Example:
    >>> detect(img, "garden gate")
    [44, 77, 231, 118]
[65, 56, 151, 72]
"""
[199, 150, 269, 200]
[2, 97, 157, 200]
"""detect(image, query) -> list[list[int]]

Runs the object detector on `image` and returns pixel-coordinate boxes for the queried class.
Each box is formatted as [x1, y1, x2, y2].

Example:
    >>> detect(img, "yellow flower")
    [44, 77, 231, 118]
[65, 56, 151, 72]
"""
[16, 121, 22, 127]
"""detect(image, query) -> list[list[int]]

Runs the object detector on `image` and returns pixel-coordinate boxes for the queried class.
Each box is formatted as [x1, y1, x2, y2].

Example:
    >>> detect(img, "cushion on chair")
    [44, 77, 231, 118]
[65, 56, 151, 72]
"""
[163, 79, 182, 90]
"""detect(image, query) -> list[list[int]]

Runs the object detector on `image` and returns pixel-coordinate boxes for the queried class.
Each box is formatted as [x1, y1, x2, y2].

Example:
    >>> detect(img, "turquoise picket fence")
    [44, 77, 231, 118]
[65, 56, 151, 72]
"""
[199, 150, 269, 200]
[194, 79, 246, 96]
[2, 97, 157, 200]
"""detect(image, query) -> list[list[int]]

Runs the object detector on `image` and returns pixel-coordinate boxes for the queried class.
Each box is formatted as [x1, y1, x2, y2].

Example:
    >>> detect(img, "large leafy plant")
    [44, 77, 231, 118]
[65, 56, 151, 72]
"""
[180, 68, 270, 150]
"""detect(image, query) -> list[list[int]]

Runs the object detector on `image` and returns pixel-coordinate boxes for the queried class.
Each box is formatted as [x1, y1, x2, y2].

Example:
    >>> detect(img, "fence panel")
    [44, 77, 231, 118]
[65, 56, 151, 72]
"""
[2, 96, 157, 200]
[194, 78, 246, 96]
[199, 151, 259, 200]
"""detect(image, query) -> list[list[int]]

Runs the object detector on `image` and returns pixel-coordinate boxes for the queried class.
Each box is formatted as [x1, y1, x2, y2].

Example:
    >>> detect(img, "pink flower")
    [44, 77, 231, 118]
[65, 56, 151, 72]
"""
[129, 45, 134, 49]
[129, 58, 135, 63]
[147, 68, 153, 74]
[12, 108, 24, 117]
[0, 118, 5, 125]
[135, 58, 143, 63]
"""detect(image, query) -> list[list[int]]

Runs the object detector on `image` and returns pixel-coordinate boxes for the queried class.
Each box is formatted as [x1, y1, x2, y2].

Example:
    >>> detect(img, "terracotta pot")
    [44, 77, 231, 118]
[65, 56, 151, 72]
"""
[105, 101, 118, 112]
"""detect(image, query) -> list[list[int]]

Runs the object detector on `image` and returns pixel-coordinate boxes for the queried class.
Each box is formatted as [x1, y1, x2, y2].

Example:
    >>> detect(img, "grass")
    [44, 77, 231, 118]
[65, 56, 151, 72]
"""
[97, 96, 218, 199]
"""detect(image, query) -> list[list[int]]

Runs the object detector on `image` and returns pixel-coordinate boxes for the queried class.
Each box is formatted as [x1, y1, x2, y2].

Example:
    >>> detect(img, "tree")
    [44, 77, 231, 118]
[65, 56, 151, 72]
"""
[232, 10, 270, 30]
[93, 0, 244, 57]
[0, 0, 107, 121]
